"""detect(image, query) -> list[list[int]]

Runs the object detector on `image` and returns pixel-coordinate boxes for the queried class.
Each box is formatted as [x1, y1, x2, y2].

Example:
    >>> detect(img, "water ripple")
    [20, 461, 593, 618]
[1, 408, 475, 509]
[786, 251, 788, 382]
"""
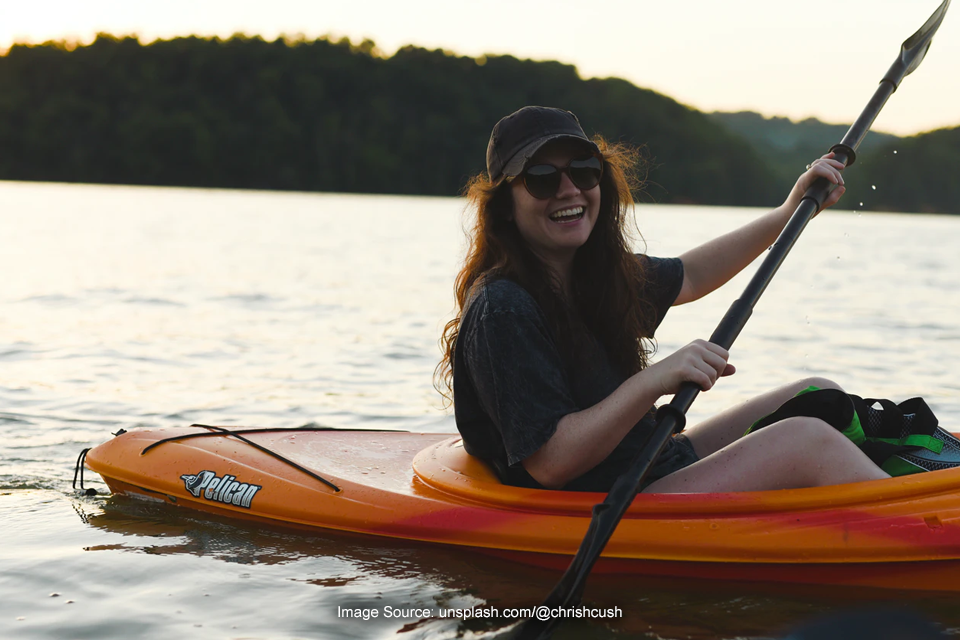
[0, 347, 44, 361]
[213, 293, 283, 308]
[16, 294, 79, 306]
[122, 296, 186, 307]
[0, 412, 35, 425]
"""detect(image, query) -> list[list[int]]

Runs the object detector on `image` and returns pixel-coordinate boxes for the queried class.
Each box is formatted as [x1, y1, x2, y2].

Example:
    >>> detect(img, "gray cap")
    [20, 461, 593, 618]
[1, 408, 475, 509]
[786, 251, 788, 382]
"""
[485, 106, 599, 181]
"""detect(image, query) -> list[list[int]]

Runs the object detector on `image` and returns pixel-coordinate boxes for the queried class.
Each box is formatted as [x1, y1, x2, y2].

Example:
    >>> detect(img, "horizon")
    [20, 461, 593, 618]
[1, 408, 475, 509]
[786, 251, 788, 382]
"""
[1, 0, 957, 136]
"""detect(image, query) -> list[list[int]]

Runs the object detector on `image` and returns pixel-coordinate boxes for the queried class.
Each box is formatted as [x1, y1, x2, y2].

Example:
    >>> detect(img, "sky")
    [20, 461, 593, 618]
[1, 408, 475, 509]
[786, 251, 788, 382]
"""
[1, 0, 957, 136]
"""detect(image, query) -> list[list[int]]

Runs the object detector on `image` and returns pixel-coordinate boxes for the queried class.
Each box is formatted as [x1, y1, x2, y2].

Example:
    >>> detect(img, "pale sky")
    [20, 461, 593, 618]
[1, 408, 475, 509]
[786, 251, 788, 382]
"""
[1, 0, 957, 136]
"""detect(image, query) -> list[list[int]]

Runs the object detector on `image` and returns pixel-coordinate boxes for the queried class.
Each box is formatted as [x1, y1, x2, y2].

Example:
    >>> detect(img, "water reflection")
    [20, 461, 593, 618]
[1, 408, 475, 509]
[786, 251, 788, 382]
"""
[76, 494, 960, 640]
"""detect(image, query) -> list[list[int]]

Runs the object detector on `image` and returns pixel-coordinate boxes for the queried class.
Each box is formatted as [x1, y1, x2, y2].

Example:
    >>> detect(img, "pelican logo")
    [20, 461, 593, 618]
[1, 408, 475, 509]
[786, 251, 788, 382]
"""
[180, 470, 262, 508]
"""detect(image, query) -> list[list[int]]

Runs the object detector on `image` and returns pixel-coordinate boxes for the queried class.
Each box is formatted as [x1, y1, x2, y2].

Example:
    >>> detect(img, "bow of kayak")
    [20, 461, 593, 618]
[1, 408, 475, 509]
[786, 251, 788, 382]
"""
[83, 425, 960, 591]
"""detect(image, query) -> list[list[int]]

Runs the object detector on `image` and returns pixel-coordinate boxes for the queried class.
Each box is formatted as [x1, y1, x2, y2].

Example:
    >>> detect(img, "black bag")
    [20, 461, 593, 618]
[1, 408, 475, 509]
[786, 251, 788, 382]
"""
[745, 386, 960, 476]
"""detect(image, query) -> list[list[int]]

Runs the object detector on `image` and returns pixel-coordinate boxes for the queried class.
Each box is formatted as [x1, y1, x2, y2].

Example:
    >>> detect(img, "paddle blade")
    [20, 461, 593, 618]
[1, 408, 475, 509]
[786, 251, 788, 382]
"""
[888, 0, 951, 84]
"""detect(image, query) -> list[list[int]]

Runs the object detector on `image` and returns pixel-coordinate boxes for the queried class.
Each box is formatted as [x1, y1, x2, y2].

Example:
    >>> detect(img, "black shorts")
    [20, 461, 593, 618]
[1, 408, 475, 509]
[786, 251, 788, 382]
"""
[640, 432, 700, 491]
[561, 431, 700, 492]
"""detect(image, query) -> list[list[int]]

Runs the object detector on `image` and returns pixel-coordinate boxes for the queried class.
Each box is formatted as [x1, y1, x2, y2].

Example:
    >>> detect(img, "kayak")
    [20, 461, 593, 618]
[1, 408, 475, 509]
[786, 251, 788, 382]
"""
[82, 424, 960, 592]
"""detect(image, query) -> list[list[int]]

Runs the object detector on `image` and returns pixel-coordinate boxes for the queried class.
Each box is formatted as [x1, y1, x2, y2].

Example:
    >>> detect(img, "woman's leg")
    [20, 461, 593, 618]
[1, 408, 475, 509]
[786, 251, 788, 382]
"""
[683, 376, 842, 458]
[643, 416, 890, 494]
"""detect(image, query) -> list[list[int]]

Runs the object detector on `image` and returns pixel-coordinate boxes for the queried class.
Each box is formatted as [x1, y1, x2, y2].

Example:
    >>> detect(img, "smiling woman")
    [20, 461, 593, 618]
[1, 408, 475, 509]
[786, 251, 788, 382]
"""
[435, 105, 892, 494]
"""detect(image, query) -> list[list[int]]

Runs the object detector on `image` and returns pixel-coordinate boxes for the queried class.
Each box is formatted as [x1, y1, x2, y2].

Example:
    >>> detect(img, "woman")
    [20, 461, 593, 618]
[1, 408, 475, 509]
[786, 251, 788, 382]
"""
[436, 105, 890, 493]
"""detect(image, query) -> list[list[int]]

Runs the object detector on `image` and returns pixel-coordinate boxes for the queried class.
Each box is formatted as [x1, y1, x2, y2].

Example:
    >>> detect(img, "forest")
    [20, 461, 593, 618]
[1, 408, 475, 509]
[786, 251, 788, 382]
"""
[0, 34, 956, 213]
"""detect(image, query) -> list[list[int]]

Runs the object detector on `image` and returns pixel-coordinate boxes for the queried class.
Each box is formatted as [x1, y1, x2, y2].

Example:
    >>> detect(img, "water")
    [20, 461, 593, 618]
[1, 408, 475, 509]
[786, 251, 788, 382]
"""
[2, 180, 960, 639]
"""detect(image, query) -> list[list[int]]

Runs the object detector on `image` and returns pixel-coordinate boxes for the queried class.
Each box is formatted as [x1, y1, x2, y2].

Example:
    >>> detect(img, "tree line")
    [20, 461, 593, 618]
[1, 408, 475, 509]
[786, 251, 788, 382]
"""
[0, 34, 956, 213]
[710, 111, 960, 215]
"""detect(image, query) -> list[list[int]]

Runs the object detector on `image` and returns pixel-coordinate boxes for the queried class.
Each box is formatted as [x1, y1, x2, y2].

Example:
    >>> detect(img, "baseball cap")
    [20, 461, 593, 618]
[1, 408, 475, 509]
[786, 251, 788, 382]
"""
[485, 106, 600, 182]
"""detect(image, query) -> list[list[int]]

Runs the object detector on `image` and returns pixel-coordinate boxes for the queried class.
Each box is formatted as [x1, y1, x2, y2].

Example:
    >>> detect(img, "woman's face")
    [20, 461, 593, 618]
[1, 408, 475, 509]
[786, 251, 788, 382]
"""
[509, 141, 602, 270]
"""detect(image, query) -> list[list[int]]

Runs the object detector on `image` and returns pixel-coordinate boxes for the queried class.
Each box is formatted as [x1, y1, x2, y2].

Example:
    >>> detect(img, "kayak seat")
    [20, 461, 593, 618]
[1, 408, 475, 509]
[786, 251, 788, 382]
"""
[413, 436, 502, 485]
[412, 436, 602, 514]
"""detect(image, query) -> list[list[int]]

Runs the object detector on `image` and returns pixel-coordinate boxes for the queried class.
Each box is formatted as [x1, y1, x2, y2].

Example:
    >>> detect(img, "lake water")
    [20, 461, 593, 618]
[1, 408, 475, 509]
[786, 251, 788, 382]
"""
[2, 180, 960, 639]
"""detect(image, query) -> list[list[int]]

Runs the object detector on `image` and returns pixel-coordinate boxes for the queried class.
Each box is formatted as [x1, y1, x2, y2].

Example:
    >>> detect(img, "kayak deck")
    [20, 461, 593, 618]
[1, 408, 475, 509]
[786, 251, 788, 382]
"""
[84, 425, 960, 591]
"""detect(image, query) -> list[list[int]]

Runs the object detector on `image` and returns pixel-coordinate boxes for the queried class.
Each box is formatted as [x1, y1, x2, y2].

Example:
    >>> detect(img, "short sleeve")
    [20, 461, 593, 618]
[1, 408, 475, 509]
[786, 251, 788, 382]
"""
[462, 307, 579, 467]
[637, 255, 684, 330]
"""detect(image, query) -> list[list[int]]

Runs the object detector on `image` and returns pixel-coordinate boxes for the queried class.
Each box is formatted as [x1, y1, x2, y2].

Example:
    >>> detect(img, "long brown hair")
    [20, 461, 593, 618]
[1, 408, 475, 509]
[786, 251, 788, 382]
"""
[435, 137, 658, 405]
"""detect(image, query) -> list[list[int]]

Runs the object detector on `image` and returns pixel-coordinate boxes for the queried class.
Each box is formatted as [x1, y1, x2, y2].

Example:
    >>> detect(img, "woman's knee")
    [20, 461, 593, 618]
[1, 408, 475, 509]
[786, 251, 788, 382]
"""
[793, 376, 843, 393]
[760, 416, 854, 459]
[775, 416, 888, 484]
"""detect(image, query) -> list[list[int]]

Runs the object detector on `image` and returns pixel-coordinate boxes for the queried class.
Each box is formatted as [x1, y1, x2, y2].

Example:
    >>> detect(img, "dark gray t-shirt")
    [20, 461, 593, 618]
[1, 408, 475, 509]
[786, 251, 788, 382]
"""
[453, 255, 685, 491]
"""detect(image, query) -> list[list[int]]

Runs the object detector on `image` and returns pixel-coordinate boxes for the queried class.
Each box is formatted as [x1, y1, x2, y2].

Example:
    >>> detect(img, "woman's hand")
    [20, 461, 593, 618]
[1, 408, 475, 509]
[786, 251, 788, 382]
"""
[525, 338, 734, 488]
[781, 152, 846, 215]
[649, 339, 735, 395]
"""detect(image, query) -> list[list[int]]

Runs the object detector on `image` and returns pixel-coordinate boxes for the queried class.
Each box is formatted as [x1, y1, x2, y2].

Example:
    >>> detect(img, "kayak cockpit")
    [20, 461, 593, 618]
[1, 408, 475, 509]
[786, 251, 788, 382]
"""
[412, 435, 960, 518]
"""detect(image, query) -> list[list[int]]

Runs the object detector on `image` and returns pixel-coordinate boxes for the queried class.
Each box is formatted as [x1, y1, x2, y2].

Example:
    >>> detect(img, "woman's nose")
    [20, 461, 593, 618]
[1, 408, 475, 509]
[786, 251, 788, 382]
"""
[555, 170, 581, 198]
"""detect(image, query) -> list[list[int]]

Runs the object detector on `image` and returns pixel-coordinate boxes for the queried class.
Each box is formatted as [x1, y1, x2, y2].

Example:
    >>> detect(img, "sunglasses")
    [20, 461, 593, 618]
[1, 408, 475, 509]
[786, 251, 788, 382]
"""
[510, 154, 604, 200]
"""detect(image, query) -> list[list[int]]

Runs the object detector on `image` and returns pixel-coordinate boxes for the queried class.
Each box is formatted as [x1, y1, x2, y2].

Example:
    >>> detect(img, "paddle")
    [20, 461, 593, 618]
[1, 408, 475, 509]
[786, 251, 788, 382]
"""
[514, 2, 951, 638]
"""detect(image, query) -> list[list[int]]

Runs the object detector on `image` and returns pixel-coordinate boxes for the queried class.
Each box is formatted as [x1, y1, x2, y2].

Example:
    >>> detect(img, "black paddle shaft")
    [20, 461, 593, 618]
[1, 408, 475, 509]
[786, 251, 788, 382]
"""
[516, 2, 950, 638]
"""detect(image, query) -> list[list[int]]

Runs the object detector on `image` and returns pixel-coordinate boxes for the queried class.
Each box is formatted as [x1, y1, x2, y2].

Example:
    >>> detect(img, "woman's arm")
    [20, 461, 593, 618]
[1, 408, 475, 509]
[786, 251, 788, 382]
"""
[522, 340, 734, 488]
[674, 153, 846, 306]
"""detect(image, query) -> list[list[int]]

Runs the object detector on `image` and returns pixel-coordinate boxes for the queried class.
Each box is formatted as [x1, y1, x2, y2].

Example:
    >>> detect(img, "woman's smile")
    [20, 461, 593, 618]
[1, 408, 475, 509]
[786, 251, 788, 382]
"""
[548, 205, 585, 223]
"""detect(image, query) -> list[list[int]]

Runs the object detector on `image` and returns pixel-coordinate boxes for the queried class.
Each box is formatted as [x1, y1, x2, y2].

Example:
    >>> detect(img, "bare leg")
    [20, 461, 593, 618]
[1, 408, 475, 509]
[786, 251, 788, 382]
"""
[683, 376, 843, 458]
[643, 417, 890, 494]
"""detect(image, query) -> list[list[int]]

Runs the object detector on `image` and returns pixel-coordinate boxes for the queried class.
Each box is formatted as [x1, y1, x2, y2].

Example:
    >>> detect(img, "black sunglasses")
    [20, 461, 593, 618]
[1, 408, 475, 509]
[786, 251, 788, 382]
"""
[510, 154, 604, 200]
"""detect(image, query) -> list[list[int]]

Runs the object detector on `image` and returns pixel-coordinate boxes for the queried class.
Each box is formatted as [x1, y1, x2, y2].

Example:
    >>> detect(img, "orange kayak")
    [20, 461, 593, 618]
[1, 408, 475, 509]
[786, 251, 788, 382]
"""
[83, 425, 960, 592]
